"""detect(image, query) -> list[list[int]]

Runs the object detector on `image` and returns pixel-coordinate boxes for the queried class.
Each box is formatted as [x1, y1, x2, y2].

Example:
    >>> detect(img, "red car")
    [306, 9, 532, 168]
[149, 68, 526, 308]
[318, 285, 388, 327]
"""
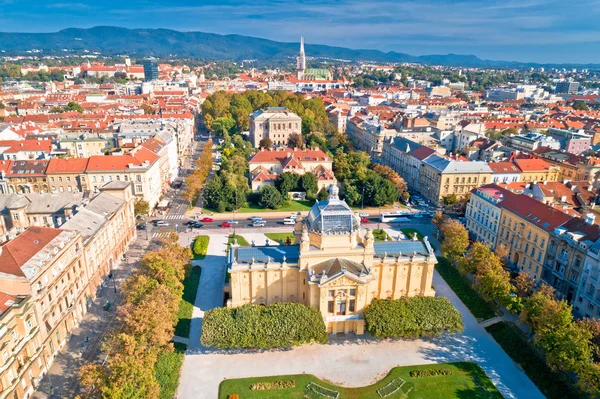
[202, 217, 214, 222]
[221, 221, 232, 228]
[360, 217, 370, 224]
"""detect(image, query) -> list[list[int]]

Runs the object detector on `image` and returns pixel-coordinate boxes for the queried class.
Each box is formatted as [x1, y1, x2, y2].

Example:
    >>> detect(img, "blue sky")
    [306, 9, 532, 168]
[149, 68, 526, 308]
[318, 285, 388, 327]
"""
[1, 0, 600, 63]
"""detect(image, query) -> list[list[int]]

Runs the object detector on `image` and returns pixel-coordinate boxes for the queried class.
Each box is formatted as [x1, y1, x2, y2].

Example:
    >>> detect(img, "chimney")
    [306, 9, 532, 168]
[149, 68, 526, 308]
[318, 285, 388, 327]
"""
[585, 213, 596, 225]
[543, 181, 547, 185]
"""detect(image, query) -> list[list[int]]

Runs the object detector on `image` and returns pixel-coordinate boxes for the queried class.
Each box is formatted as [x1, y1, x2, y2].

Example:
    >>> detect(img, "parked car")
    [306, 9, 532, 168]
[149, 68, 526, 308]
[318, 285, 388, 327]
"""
[283, 218, 296, 225]
[201, 217, 214, 222]
[359, 212, 368, 218]
[252, 220, 266, 227]
[136, 224, 147, 230]
[221, 221, 232, 228]
[155, 220, 169, 227]
[227, 220, 239, 224]
[360, 217, 370, 224]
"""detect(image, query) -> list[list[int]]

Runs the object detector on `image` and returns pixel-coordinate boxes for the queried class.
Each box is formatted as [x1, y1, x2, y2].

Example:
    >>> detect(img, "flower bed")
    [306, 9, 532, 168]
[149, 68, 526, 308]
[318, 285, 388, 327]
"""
[409, 369, 453, 378]
[249, 379, 295, 391]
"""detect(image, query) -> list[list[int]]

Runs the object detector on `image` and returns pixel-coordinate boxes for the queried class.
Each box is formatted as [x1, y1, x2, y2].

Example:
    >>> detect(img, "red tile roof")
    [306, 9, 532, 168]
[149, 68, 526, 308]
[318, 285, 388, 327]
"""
[0, 292, 17, 315]
[514, 158, 552, 172]
[499, 191, 572, 232]
[0, 139, 52, 153]
[249, 148, 331, 164]
[0, 226, 63, 278]
[489, 161, 522, 174]
[46, 157, 89, 174]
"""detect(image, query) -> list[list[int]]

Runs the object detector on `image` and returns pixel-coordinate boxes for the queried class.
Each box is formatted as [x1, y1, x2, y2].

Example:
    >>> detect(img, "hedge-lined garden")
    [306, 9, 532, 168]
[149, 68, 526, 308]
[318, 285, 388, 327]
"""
[201, 303, 328, 349]
[155, 342, 187, 399]
[174, 266, 202, 338]
[192, 235, 209, 260]
[364, 297, 464, 339]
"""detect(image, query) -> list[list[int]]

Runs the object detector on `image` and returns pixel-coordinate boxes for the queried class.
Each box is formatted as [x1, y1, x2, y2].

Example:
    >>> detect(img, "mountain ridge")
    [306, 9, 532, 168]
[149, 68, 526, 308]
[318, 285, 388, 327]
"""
[0, 26, 598, 69]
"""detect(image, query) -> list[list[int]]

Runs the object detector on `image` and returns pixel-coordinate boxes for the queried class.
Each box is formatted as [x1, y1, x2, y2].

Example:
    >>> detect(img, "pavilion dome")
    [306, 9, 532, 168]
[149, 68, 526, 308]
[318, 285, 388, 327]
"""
[305, 186, 359, 235]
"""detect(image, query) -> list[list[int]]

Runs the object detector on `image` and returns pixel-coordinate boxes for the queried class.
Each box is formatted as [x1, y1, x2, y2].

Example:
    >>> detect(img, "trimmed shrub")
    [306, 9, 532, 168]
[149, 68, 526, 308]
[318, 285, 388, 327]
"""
[249, 379, 295, 391]
[364, 296, 464, 339]
[201, 303, 328, 349]
[192, 235, 209, 259]
[409, 369, 453, 378]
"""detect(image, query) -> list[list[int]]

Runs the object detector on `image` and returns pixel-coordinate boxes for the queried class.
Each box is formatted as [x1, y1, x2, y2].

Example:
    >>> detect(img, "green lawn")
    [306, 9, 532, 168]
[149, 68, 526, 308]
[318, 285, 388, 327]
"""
[213, 200, 314, 214]
[401, 228, 424, 240]
[218, 362, 502, 399]
[372, 229, 391, 241]
[174, 266, 201, 338]
[227, 234, 250, 247]
[155, 342, 187, 399]
[265, 232, 295, 244]
[435, 258, 497, 321]
[486, 322, 581, 399]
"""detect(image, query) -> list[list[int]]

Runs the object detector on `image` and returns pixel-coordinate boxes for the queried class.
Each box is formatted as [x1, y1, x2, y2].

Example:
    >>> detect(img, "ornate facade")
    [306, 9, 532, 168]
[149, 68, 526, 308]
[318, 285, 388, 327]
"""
[228, 187, 436, 334]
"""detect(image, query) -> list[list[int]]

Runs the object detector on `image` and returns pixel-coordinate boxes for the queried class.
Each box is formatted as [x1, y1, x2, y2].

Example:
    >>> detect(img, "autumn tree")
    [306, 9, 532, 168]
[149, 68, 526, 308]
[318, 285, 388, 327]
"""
[287, 132, 303, 148]
[514, 271, 536, 298]
[259, 137, 273, 149]
[440, 220, 469, 264]
[134, 198, 149, 216]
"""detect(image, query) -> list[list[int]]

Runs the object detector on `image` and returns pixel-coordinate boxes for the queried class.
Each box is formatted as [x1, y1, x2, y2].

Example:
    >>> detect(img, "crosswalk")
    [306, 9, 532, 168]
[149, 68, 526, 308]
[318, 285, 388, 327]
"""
[152, 232, 173, 239]
[163, 215, 185, 220]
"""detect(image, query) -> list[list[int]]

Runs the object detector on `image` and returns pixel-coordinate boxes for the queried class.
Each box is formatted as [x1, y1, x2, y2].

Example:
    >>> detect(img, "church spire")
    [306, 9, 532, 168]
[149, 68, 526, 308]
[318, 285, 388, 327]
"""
[297, 36, 306, 79]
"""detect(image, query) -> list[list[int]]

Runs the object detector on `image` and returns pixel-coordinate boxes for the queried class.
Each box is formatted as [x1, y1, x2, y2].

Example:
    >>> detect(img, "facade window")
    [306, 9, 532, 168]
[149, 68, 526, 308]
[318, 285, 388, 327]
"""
[327, 301, 334, 314]
[349, 299, 355, 313]
[328, 290, 334, 297]
[336, 300, 346, 315]
[12, 213, 18, 221]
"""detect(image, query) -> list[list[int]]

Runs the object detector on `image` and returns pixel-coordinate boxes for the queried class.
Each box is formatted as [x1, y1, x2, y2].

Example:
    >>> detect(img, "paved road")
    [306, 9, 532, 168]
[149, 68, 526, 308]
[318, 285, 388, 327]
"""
[176, 230, 544, 399]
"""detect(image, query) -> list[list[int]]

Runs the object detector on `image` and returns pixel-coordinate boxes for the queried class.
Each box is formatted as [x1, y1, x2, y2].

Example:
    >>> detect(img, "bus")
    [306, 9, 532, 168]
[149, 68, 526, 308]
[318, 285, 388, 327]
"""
[380, 211, 411, 223]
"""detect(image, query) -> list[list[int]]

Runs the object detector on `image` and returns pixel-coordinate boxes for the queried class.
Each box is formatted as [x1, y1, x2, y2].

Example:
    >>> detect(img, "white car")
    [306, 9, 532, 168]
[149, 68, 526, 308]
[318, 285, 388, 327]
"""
[359, 212, 368, 218]
[227, 220, 239, 224]
[249, 216, 263, 221]
[252, 220, 266, 227]
[155, 220, 169, 227]
[283, 218, 296, 225]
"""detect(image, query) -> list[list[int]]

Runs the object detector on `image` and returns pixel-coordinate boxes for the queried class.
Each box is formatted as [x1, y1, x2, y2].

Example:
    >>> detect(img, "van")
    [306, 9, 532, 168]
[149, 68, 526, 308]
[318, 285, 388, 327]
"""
[283, 218, 296, 225]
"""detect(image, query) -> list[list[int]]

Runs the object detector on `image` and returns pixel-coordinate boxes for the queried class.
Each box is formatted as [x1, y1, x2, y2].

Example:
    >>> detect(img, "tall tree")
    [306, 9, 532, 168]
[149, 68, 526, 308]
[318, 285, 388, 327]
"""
[440, 220, 469, 264]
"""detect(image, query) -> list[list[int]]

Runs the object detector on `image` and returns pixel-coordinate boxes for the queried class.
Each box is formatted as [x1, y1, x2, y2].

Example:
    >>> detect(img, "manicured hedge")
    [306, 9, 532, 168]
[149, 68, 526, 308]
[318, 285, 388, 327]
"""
[192, 235, 209, 259]
[201, 303, 328, 349]
[364, 297, 464, 339]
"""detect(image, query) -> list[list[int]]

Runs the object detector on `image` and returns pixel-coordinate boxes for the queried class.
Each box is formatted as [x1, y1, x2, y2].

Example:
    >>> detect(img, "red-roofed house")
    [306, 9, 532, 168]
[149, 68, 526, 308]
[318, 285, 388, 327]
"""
[248, 147, 336, 192]
[0, 139, 52, 161]
[46, 157, 90, 193]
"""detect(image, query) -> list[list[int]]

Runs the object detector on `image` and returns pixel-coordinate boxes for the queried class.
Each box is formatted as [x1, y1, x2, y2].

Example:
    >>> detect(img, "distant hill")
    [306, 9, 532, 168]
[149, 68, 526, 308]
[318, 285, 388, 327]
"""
[0, 26, 598, 69]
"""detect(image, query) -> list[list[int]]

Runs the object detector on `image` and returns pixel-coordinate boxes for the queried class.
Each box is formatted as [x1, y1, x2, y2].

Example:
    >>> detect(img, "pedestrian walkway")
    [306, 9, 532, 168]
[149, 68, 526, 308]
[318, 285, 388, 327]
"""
[32, 237, 149, 399]
[164, 214, 186, 220]
[152, 232, 174, 239]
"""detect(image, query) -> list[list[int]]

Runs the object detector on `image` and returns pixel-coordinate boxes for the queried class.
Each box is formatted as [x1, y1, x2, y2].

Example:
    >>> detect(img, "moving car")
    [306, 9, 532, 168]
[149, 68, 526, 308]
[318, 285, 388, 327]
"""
[136, 224, 147, 230]
[359, 212, 368, 218]
[249, 216, 263, 221]
[252, 220, 266, 227]
[227, 220, 239, 224]
[192, 222, 203, 228]
[155, 220, 169, 227]
[283, 218, 296, 225]
[221, 221, 232, 228]
[360, 217, 370, 224]
[201, 217, 214, 222]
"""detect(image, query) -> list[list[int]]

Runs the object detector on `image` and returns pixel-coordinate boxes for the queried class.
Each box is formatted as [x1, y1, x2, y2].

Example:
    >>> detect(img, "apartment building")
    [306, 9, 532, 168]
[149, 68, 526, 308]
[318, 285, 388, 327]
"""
[543, 216, 600, 301]
[248, 107, 302, 148]
[381, 137, 435, 189]
[45, 158, 89, 193]
[577, 240, 600, 319]
[465, 185, 514, 247]
[496, 193, 572, 280]
[4, 160, 50, 194]
[85, 147, 161, 209]
[61, 181, 135, 292]
[420, 154, 492, 206]
[0, 294, 43, 399]
[0, 227, 88, 388]
[346, 116, 398, 157]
